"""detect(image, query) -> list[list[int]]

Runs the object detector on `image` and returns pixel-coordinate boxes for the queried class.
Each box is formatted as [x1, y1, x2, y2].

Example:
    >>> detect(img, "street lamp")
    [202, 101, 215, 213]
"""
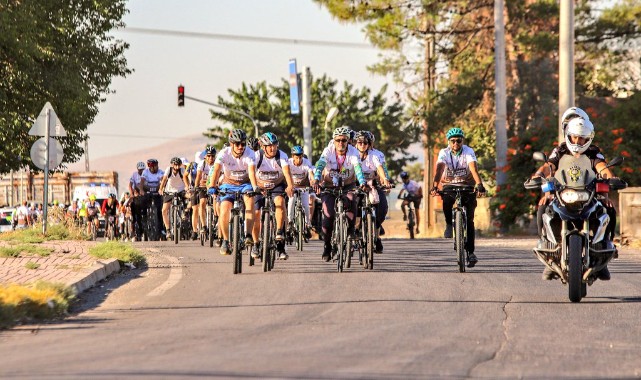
[324, 107, 339, 145]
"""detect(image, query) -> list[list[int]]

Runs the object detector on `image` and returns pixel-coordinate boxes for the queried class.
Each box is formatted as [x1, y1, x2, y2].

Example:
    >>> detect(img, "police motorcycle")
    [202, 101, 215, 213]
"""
[524, 152, 626, 302]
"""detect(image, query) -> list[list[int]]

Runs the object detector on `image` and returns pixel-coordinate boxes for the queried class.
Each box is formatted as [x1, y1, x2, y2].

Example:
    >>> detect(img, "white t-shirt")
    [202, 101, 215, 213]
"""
[436, 145, 478, 185]
[197, 159, 215, 187]
[213, 146, 256, 185]
[142, 168, 165, 192]
[163, 167, 186, 193]
[319, 144, 361, 187]
[358, 151, 383, 181]
[129, 171, 143, 189]
[288, 157, 314, 187]
[255, 150, 289, 189]
[403, 180, 421, 196]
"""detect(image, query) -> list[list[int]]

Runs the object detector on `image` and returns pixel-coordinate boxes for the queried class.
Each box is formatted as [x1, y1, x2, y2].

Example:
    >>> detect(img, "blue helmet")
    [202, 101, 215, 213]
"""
[291, 145, 304, 155]
[259, 132, 278, 146]
[446, 127, 465, 140]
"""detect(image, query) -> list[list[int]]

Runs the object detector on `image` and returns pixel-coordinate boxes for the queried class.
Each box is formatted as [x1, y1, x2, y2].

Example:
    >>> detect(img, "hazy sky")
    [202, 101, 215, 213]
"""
[88, 0, 393, 160]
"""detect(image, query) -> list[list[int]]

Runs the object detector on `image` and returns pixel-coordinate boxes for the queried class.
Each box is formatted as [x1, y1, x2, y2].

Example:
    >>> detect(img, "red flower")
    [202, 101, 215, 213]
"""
[530, 136, 539, 142]
[613, 137, 624, 145]
[621, 150, 631, 158]
[623, 167, 634, 174]
[499, 204, 507, 210]
[524, 144, 532, 150]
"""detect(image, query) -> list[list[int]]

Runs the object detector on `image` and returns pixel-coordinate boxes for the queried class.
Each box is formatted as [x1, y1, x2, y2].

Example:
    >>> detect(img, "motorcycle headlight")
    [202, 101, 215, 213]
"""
[560, 189, 590, 204]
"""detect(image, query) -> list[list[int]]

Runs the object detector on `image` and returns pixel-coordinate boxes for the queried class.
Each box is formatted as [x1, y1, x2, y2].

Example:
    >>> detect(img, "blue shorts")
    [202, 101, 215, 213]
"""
[219, 183, 253, 203]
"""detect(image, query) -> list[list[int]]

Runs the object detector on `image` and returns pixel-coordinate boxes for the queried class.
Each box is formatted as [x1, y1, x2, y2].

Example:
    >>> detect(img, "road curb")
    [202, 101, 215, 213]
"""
[67, 258, 121, 295]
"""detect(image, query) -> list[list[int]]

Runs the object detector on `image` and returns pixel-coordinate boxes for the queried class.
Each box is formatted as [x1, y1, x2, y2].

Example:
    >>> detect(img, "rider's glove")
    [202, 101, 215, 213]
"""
[207, 187, 217, 195]
[475, 183, 486, 194]
[252, 185, 260, 194]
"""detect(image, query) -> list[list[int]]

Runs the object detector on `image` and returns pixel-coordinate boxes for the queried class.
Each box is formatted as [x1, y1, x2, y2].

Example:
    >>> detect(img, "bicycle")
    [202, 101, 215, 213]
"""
[288, 188, 309, 252]
[144, 193, 162, 241]
[438, 184, 476, 273]
[258, 188, 284, 272]
[105, 215, 117, 241]
[355, 187, 379, 270]
[169, 192, 186, 244]
[320, 185, 355, 273]
[399, 194, 417, 239]
[217, 189, 256, 274]
[206, 193, 218, 248]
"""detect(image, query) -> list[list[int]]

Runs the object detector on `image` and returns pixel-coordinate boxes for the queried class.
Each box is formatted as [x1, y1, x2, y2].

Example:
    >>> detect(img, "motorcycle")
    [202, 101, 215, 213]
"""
[524, 152, 627, 302]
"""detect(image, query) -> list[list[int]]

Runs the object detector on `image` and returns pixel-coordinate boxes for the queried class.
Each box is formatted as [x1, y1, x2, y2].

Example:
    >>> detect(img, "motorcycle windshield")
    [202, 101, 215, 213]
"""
[554, 155, 595, 190]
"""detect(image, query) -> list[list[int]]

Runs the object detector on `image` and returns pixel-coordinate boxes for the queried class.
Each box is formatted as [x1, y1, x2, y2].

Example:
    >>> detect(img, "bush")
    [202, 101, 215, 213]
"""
[0, 282, 74, 329]
[89, 241, 146, 267]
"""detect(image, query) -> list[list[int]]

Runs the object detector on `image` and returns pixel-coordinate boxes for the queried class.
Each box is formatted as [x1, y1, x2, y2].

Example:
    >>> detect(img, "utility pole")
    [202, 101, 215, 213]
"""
[423, 32, 436, 233]
[301, 67, 313, 161]
[494, 0, 508, 187]
[559, 0, 574, 143]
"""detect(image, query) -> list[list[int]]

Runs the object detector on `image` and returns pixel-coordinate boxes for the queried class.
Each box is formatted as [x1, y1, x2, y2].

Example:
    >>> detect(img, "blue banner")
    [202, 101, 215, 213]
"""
[288, 59, 300, 115]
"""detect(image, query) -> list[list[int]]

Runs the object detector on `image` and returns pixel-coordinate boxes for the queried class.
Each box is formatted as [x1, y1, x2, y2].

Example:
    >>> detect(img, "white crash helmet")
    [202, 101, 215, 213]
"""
[565, 118, 594, 154]
[181, 157, 189, 166]
[561, 107, 590, 133]
[136, 161, 145, 170]
[194, 151, 205, 166]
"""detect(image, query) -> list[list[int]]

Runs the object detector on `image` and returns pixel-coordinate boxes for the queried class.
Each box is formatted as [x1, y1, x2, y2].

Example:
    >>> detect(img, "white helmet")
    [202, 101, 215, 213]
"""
[181, 157, 189, 166]
[136, 161, 145, 170]
[565, 118, 594, 154]
[561, 107, 590, 133]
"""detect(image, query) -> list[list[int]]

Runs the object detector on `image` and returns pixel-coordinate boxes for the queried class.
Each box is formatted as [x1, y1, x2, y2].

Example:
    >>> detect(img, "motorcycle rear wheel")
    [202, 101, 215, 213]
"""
[568, 234, 585, 302]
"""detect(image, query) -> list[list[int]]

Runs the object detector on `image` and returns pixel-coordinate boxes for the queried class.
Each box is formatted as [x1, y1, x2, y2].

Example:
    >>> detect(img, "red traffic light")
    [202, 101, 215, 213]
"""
[178, 84, 185, 107]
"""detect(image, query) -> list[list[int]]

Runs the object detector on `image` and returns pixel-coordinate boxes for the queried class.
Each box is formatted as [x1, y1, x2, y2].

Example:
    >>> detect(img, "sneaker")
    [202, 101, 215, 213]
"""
[275, 229, 285, 241]
[251, 246, 260, 259]
[444, 224, 453, 239]
[279, 251, 289, 260]
[322, 243, 332, 262]
[542, 267, 558, 281]
[402, 214, 407, 221]
[215, 238, 223, 247]
[375, 238, 383, 254]
[304, 227, 312, 240]
[595, 266, 611, 281]
[379, 226, 385, 236]
[416, 228, 420, 235]
[467, 252, 478, 268]
[244, 235, 254, 246]
[191, 232, 198, 240]
[220, 240, 231, 255]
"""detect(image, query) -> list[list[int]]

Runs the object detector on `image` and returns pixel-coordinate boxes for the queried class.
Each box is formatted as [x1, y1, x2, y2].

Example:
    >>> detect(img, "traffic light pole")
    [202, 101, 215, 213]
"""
[183, 95, 259, 137]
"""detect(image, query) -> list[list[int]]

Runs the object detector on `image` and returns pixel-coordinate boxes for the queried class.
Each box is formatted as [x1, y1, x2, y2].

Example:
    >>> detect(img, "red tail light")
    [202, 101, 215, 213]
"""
[596, 182, 610, 193]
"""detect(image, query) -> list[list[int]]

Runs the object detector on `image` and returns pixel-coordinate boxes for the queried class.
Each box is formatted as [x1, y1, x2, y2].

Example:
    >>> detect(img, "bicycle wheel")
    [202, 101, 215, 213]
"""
[366, 212, 375, 270]
[337, 215, 345, 273]
[200, 219, 205, 246]
[232, 213, 242, 274]
[455, 209, 465, 273]
[408, 209, 415, 240]
[296, 208, 304, 251]
[208, 207, 215, 247]
[173, 207, 180, 244]
[262, 211, 270, 272]
[269, 216, 276, 271]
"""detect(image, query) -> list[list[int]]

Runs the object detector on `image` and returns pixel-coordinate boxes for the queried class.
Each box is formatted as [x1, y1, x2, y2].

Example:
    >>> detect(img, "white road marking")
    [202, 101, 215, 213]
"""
[146, 254, 183, 297]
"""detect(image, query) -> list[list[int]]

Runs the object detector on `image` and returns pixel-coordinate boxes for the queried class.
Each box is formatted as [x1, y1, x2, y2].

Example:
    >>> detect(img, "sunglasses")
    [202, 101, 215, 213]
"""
[334, 139, 348, 143]
[356, 140, 369, 145]
[232, 142, 246, 147]
[449, 138, 463, 144]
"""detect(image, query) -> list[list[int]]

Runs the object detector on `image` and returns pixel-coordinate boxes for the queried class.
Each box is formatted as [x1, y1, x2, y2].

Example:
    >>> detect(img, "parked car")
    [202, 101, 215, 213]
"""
[0, 207, 15, 233]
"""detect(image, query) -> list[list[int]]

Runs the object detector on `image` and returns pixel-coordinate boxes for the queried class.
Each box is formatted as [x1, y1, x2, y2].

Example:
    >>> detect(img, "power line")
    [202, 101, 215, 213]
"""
[118, 27, 374, 49]
[90, 132, 208, 140]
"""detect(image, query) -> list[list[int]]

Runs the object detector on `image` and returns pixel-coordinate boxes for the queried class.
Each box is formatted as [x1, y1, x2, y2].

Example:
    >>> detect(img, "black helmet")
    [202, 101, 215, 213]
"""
[229, 129, 247, 143]
[247, 136, 259, 151]
[204, 146, 216, 156]
[170, 157, 182, 165]
[400, 171, 409, 179]
[147, 158, 158, 166]
[354, 130, 371, 143]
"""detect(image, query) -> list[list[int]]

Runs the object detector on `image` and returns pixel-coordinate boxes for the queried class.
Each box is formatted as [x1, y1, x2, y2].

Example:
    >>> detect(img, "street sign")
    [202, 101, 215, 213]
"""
[288, 59, 300, 115]
[29, 102, 67, 137]
[30, 137, 64, 170]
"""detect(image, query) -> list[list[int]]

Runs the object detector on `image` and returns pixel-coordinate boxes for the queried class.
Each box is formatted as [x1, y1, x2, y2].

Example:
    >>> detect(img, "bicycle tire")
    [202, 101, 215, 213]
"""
[173, 207, 180, 244]
[232, 213, 242, 274]
[455, 209, 465, 273]
[408, 209, 415, 240]
[269, 215, 275, 271]
[296, 208, 304, 251]
[337, 214, 345, 273]
[366, 212, 375, 270]
[262, 211, 270, 272]
[208, 207, 215, 248]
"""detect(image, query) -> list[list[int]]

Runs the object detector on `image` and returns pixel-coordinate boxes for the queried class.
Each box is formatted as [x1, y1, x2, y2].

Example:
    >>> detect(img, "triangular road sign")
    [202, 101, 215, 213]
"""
[29, 102, 67, 137]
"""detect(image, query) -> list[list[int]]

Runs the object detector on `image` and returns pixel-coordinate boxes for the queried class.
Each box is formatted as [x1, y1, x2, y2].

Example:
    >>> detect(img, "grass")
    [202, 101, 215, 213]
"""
[89, 240, 146, 267]
[0, 223, 87, 243]
[0, 243, 53, 258]
[0, 281, 74, 329]
[24, 261, 40, 270]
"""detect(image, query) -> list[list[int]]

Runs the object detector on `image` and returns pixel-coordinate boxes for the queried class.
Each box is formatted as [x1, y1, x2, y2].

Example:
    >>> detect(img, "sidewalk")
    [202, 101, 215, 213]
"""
[0, 240, 120, 295]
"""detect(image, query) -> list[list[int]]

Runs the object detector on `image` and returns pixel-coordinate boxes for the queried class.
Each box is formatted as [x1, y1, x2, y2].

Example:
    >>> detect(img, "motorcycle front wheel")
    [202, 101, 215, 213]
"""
[568, 234, 585, 302]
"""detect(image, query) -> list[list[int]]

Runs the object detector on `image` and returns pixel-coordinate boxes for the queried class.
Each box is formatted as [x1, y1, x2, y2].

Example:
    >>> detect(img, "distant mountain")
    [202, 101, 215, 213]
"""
[67, 134, 211, 194]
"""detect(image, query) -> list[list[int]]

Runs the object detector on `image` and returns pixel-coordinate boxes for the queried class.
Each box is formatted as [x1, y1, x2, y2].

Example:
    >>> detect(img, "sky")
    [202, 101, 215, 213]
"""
[87, 0, 395, 161]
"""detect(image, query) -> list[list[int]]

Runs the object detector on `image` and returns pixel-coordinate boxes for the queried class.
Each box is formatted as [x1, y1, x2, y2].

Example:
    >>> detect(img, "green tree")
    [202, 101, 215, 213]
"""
[0, 0, 130, 173]
[203, 74, 417, 174]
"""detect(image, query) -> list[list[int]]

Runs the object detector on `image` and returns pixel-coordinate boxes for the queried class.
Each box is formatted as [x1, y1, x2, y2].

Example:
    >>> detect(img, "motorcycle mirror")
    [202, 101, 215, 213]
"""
[532, 152, 547, 162]
[607, 156, 624, 168]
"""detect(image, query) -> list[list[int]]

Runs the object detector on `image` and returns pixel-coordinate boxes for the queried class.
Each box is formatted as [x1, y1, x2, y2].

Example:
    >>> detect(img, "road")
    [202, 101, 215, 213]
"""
[2, 237, 641, 379]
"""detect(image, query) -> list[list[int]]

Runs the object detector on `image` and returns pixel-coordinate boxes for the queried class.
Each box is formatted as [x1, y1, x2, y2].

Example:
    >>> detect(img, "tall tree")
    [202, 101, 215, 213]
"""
[203, 74, 416, 174]
[0, 0, 130, 173]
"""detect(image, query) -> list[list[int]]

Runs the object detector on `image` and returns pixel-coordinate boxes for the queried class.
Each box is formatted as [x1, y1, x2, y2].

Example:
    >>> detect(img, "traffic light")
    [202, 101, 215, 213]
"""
[178, 84, 185, 107]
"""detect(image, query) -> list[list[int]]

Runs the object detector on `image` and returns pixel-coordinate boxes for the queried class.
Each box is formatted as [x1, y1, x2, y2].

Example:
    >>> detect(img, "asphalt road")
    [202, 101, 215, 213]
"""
[2, 237, 641, 379]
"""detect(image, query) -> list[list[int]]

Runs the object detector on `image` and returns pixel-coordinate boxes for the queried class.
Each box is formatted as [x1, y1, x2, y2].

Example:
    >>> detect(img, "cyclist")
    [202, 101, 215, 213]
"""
[140, 158, 165, 239]
[430, 127, 486, 267]
[208, 129, 258, 255]
[354, 131, 390, 253]
[247, 136, 260, 152]
[119, 192, 133, 240]
[85, 194, 101, 237]
[311, 126, 367, 262]
[159, 157, 186, 240]
[184, 150, 204, 240]
[129, 161, 146, 240]
[193, 146, 216, 240]
[101, 193, 120, 240]
[287, 145, 314, 240]
[129, 161, 145, 195]
[398, 172, 423, 234]
[251, 132, 294, 260]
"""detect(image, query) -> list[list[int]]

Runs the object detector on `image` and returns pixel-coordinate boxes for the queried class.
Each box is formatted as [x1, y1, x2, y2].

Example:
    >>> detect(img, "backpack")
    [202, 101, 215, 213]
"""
[257, 150, 282, 170]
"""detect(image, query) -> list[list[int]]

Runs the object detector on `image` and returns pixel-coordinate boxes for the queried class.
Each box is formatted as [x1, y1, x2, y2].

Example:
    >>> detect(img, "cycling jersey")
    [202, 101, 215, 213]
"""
[163, 166, 186, 193]
[186, 162, 198, 187]
[287, 157, 314, 187]
[314, 144, 365, 187]
[197, 159, 215, 187]
[142, 168, 165, 193]
[101, 199, 119, 217]
[129, 171, 143, 190]
[436, 145, 478, 186]
[403, 180, 422, 196]
[359, 151, 383, 181]
[371, 148, 390, 179]
[255, 150, 289, 189]
[212, 146, 256, 186]
[86, 200, 101, 217]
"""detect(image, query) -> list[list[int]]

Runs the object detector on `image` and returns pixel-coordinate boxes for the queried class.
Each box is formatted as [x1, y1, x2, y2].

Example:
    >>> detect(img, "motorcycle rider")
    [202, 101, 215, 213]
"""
[531, 116, 617, 281]
[431, 127, 487, 267]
